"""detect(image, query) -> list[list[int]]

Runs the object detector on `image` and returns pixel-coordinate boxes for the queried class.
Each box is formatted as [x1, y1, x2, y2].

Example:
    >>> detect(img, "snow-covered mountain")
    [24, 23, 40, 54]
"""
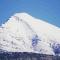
[0, 12, 60, 55]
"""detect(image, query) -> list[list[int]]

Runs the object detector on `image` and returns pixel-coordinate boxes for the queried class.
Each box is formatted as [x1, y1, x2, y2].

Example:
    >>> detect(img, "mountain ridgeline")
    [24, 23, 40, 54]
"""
[0, 12, 60, 56]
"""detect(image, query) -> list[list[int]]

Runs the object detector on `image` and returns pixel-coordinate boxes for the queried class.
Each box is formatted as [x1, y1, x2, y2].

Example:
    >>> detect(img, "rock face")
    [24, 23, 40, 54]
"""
[0, 12, 60, 55]
[0, 52, 60, 60]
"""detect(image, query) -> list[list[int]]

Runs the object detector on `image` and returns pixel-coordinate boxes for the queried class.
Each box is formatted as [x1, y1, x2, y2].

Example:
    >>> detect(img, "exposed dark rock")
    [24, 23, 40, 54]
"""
[0, 52, 60, 60]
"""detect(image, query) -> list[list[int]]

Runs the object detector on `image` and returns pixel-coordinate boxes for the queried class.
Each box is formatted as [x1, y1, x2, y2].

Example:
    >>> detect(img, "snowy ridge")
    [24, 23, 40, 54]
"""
[0, 12, 60, 55]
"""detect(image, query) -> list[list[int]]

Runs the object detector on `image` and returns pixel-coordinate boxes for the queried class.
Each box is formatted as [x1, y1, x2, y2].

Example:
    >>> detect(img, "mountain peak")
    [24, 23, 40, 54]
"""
[14, 12, 33, 19]
[15, 12, 30, 16]
[0, 12, 60, 55]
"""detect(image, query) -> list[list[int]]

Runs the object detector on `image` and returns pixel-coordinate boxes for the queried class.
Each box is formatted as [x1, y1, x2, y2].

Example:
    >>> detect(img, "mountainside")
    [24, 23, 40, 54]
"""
[0, 12, 60, 55]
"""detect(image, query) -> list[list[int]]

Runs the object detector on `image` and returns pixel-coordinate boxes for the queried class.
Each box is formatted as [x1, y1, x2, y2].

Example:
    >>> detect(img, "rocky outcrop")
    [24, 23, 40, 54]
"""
[0, 52, 60, 60]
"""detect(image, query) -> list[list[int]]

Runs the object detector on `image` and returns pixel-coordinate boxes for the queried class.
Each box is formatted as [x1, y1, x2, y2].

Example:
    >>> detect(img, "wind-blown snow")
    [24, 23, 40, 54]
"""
[0, 12, 60, 55]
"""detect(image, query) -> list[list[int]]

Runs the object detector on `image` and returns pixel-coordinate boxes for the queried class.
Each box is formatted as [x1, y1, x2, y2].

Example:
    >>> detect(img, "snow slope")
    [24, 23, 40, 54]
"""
[0, 12, 60, 55]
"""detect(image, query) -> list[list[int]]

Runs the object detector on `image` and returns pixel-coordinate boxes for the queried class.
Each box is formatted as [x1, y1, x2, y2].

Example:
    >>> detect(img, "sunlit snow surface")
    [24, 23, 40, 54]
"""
[0, 12, 60, 55]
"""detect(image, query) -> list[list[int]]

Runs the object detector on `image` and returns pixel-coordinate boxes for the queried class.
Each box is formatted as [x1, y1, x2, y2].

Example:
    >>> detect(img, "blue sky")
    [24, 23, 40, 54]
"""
[0, 0, 60, 27]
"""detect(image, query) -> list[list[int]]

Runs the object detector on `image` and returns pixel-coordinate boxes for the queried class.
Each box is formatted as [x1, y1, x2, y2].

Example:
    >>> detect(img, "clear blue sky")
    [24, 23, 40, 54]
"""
[0, 0, 60, 27]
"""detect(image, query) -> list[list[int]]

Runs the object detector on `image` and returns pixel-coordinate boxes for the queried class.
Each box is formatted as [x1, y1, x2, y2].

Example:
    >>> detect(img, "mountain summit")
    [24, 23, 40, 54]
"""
[0, 12, 60, 55]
